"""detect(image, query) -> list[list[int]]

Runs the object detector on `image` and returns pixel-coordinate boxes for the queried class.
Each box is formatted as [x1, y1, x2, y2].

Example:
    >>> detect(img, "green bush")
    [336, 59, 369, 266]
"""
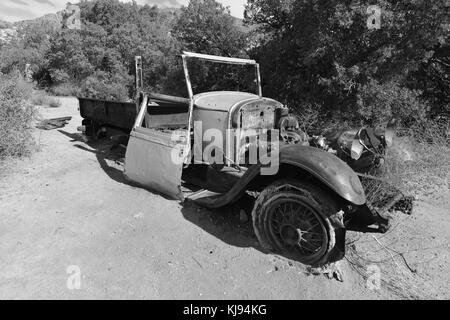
[0, 73, 37, 159]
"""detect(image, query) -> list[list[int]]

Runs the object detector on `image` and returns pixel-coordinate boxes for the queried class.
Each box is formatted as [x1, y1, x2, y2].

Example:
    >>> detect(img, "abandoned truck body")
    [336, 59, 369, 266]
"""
[79, 52, 395, 266]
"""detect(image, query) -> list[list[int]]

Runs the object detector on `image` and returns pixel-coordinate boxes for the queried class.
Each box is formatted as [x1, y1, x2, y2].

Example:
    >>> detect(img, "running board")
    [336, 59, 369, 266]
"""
[185, 165, 261, 209]
[185, 189, 223, 205]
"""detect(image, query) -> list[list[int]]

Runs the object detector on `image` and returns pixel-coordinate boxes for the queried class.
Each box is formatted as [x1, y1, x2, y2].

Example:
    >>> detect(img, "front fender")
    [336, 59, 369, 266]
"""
[188, 145, 366, 209]
[278, 145, 366, 205]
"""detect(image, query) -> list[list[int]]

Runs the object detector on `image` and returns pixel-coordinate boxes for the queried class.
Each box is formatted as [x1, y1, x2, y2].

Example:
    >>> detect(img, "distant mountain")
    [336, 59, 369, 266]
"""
[0, 12, 64, 44]
[0, 20, 16, 43]
[0, 20, 13, 29]
[0, 5, 245, 44]
[14, 12, 63, 29]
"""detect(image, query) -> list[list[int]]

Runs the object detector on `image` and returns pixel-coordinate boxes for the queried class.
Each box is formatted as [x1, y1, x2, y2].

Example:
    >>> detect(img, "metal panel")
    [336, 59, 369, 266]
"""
[124, 96, 188, 200]
[193, 91, 258, 112]
[182, 51, 257, 65]
[182, 52, 263, 99]
[124, 127, 186, 200]
[78, 97, 136, 130]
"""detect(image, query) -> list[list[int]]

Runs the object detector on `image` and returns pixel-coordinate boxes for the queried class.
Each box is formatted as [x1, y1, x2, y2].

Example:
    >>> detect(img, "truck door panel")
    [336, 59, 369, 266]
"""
[124, 97, 189, 200]
[144, 100, 189, 129]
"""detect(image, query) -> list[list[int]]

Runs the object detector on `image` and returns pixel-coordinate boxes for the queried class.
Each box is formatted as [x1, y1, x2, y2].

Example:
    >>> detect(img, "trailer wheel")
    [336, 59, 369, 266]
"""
[82, 119, 94, 137]
[252, 180, 346, 266]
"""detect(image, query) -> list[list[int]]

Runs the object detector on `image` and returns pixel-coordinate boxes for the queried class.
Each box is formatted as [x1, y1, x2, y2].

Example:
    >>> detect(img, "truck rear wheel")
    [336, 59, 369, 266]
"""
[252, 180, 346, 266]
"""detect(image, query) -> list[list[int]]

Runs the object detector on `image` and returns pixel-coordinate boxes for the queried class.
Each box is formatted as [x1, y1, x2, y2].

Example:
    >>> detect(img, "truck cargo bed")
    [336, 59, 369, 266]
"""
[78, 94, 190, 134]
[78, 97, 137, 131]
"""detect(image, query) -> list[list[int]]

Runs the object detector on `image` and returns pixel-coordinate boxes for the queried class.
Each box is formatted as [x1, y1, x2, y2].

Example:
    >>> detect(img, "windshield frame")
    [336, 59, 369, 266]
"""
[181, 51, 262, 100]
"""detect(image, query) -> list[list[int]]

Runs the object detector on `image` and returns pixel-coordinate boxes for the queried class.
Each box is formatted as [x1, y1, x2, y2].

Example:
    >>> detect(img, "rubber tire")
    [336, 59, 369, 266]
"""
[252, 179, 346, 266]
[82, 119, 94, 137]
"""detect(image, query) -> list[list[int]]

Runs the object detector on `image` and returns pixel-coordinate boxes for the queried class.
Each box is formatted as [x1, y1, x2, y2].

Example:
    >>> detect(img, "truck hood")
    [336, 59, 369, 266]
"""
[193, 91, 259, 112]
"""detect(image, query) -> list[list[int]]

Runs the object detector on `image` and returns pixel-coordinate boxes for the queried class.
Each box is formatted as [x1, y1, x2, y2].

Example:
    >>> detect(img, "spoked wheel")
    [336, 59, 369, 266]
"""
[268, 198, 329, 262]
[252, 180, 346, 266]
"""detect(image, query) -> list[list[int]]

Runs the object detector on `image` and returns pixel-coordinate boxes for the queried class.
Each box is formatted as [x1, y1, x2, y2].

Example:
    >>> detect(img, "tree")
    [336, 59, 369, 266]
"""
[47, 29, 95, 83]
[245, 0, 449, 124]
[0, 20, 13, 29]
[41, 0, 180, 99]
[173, 0, 247, 57]
[172, 0, 253, 95]
[0, 16, 59, 76]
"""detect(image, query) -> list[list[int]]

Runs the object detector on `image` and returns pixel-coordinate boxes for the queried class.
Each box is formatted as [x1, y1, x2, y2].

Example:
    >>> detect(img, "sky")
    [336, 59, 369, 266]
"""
[0, 0, 247, 22]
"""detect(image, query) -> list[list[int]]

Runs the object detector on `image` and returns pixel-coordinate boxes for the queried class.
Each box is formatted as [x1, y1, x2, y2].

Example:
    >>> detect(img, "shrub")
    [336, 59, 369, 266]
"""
[79, 71, 132, 101]
[379, 118, 450, 200]
[30, 91, 61, 108]
[49, 69, 71, 85]
[0, 73, 37, 159]
[48, 83, 81, 97]
[0, 20, 13, 29]
[47, 97, 62, 108]
[407, 117, 450, 146]
[356, 80, 429, 126]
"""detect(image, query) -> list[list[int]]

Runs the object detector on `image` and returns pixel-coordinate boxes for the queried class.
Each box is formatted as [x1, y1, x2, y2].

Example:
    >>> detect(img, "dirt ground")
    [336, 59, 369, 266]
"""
[0, 97, 448, 299]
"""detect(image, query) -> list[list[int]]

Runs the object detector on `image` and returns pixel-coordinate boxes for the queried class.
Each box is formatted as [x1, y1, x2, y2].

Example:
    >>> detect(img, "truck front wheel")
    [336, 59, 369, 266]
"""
[252, 180, 346, 266]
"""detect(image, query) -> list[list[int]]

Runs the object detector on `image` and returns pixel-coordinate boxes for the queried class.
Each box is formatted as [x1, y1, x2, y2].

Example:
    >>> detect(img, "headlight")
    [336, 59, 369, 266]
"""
[384, 118, 397, 147]
[351, 139, 364, 160]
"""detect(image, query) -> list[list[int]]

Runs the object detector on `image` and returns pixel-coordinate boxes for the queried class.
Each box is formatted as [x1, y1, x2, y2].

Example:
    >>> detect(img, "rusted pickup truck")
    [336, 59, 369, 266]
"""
[78, 52, 398, 266]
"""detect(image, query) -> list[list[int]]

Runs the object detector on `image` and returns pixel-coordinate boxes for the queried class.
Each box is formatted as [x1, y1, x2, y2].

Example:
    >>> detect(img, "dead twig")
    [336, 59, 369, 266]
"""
[397, 252, 417, 273]
[372, 235, 402, 270]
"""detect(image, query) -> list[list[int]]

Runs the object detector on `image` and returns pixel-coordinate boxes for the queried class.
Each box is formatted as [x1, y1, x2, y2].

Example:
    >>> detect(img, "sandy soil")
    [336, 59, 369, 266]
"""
[0, 97, 448, 299]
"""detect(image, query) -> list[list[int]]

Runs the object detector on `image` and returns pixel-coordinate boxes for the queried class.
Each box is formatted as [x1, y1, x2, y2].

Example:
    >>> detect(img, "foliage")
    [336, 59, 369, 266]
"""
[172, 0, 252, 95]
[30, 91, 62, 108]
[80, 70, 132, 101]
[0, 16, 59, 76]
[409, 44, 450, 117]
[244, 0, 449, 125]
[0, 0, 251, 100]
[48, 83, 81, 97]
[0, 72, 37, 159]
[356, 79, 428, 126]
[0, 20, 13, 29]
[173, 0, 246, 57]
[1, 0, 448, 127]
[44, 0, 183, 98]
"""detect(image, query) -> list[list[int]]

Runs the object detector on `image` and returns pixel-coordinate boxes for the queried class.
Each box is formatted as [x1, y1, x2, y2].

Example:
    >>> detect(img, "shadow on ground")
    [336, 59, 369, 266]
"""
[181, 194, 261, 250]
[58, 129, 264, 253]
[57, 129, 388, 264]
[58, 129, 128, 185]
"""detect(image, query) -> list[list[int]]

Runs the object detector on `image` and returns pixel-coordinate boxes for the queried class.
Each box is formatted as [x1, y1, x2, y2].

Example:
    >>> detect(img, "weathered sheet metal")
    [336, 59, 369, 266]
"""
[78, 97, 137, 131]
[190, 144, 366, 208]
[124, 96, 188, 200]
[124, 127, 186, 200]
[182, 51, 262, 99]
[182, 51, 257, 65]
[193, 91, 258, 112]
[279, 145, 366, 205]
